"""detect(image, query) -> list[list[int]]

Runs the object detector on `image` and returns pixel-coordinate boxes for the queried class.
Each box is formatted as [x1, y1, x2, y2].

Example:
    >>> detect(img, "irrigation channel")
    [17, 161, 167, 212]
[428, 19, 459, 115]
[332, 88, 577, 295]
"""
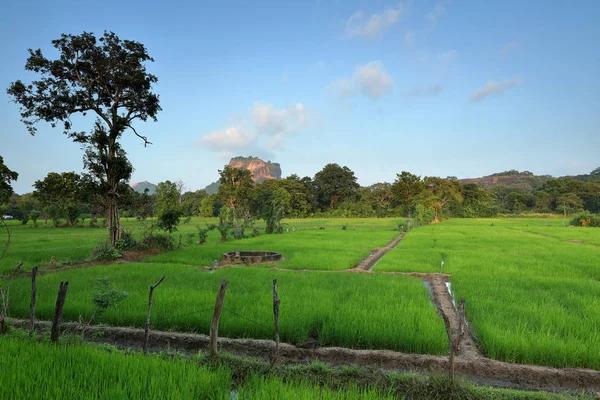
[6, 231, 600, 393]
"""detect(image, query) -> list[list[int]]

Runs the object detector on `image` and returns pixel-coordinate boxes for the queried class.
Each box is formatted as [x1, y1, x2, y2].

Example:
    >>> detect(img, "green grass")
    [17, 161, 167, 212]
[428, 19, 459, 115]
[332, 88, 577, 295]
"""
[3, 335, 585, 400]
[0, 217, 401, 273]
[0, 336, 232, 399]
[0, 336, 402, 400]
[375, 218, 600, 370]
[2, 264, 447, 354]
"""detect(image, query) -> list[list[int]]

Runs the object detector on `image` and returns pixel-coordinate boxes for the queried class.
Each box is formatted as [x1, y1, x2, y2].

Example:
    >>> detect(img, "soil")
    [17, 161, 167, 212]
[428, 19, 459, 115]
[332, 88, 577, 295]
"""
[428, 276, 482, 360]
[352, 232, 405, 271]
[9, 318, 600, 392]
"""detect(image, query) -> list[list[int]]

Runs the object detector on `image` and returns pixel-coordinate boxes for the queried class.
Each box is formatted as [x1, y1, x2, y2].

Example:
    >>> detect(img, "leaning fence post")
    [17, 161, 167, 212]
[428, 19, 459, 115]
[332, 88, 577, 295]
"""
[50, 282, 69, 342]
[144, 275, 165, 353]
[209, 279, 229, 356]
[271, 279, 280, 365]
[0, 287, 7, 335]
[30, 267, 38, 335]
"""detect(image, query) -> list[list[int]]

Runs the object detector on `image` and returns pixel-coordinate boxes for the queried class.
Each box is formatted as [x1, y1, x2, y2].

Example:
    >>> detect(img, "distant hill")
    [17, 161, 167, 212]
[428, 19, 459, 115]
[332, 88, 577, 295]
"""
[130, 181, 156, 195]
[459, 170, 552, 193]
[563, 167, 600, 183]
[204, 156, 282, 194]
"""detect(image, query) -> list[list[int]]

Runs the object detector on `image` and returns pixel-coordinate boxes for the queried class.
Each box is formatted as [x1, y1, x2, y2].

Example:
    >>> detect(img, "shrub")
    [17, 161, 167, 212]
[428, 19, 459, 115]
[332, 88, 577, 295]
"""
[570, 212, 600, 227]
[114, 231, 137, 251]
[156, 209, 181, 233]
[89, 242, 122, 262]
[139, 234, 174, 251]
[21, 214, 30, 225]
[30, 210, 41, 227]
[197, 225, 215, 245]
[341, 224, 347, 230]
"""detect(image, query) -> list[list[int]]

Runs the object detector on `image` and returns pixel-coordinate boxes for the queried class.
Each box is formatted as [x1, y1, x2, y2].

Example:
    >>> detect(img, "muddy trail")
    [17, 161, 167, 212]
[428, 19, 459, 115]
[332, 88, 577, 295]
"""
[10, 319, 599, 393]
[351, 232, 405, 271]
[427, 276, 482, 360]
[0, 249, 164, 281]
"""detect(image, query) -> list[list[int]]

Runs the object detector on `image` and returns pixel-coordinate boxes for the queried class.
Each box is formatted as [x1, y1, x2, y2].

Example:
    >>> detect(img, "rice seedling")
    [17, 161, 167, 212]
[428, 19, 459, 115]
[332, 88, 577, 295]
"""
[2, 264, 447, 355]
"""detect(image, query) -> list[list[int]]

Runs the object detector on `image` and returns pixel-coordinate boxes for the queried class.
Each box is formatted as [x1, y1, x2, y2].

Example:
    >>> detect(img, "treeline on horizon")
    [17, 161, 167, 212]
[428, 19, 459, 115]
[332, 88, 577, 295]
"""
[2, 163, 599, 227]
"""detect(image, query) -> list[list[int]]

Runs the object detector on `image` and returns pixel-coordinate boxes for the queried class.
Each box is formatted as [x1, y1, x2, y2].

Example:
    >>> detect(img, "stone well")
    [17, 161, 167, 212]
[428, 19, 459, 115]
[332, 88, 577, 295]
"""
[222, 251, 282, 264]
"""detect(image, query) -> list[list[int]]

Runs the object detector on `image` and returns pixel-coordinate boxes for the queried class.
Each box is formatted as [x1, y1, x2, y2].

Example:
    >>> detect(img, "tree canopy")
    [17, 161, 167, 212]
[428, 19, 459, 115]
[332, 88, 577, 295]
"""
[7, 31, 161, 244]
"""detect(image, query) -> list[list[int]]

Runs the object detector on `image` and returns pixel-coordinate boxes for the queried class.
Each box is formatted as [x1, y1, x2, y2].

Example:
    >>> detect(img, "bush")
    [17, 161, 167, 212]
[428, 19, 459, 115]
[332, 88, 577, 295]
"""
[30, 210, 41, 227]
[197, 224, 215, 245]
[156, 209, 181, 233]
[21, 214, 30, 225]
[570, 212, 600, 227]
[139, 234, 174, 251]
[114, 231, 137, 251]
[89, 242, 122, 262]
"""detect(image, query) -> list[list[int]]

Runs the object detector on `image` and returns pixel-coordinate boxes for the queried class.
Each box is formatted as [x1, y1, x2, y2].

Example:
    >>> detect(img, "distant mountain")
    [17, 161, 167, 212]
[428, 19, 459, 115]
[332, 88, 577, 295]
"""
[204, 156, 282, 194]
[130, 181, 156, 195]
[459, 170, 552, 193]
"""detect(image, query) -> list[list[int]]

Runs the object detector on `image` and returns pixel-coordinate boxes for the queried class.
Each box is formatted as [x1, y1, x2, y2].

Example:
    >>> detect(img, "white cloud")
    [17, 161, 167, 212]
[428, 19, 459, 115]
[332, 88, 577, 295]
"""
[354, 61, 394, 99]
[199, 102, 313, 155]
[499, 40, 522, 56]
[469, 77, 523, 102]
[433, 50, 458, 77]
[326, 78, 356, 99]
[406, 84, 443, 97]
[199, 126, 255, 151]
[252, 103, 309, 136]
[427, 2, 445, 28]
[345, 3, 405, 39]
[327, 61, 393, 100]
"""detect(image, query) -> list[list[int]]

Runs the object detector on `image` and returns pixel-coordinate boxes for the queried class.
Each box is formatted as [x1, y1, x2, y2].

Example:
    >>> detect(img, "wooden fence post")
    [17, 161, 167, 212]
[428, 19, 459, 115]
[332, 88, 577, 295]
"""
[144, 275, 165, 353]
[271, 279, 280, 365]
[30, 267, 38, 335]
[0, 287, 7, 335]
[50, 282, 69, 342]
[448, 298, 466, 381]
[209, 279, 229, 356]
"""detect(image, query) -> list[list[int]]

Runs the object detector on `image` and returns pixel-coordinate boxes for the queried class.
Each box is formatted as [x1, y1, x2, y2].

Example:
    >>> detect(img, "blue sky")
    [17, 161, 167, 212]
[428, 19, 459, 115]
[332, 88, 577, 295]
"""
[1, 0, 599, 194]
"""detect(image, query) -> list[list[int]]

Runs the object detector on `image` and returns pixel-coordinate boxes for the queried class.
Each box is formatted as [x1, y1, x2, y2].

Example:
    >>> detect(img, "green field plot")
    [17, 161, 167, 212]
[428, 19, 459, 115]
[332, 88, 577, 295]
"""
[146, 225, 399, 270]
[2, 265, 447, 355]
[0, 217, 401, 273]
[0, 336, 400, 400]
[375, 218, 600, 369]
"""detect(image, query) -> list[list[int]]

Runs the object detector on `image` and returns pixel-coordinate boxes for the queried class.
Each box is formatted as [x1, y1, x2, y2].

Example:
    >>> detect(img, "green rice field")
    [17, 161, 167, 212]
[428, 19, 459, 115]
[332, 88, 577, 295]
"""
[375, 218, 600, 369]
[1, 216, 600, 371]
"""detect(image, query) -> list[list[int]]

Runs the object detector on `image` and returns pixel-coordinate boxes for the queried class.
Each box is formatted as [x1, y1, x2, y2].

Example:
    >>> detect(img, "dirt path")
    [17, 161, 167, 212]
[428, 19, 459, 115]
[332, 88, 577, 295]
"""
[10, 319, 599, 392]
[351, 232, 405, 271]
[428, 276, 483, 360]
[0, 249, 163, 281]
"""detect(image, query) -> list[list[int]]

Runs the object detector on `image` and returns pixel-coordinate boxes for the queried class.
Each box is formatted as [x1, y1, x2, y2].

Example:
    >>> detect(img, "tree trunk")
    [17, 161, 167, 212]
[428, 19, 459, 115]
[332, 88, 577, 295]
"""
[106, 194, 121, 246]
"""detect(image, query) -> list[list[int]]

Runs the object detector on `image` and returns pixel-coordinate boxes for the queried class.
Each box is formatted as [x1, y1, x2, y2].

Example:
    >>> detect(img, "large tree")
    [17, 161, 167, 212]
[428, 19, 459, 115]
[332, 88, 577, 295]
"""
[33, 172, 82, 226]
[390, 171, 424, 213]
[313, 163, 359, 210]
[0, 156, 18, 206]
[7, 31, 161, 245]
